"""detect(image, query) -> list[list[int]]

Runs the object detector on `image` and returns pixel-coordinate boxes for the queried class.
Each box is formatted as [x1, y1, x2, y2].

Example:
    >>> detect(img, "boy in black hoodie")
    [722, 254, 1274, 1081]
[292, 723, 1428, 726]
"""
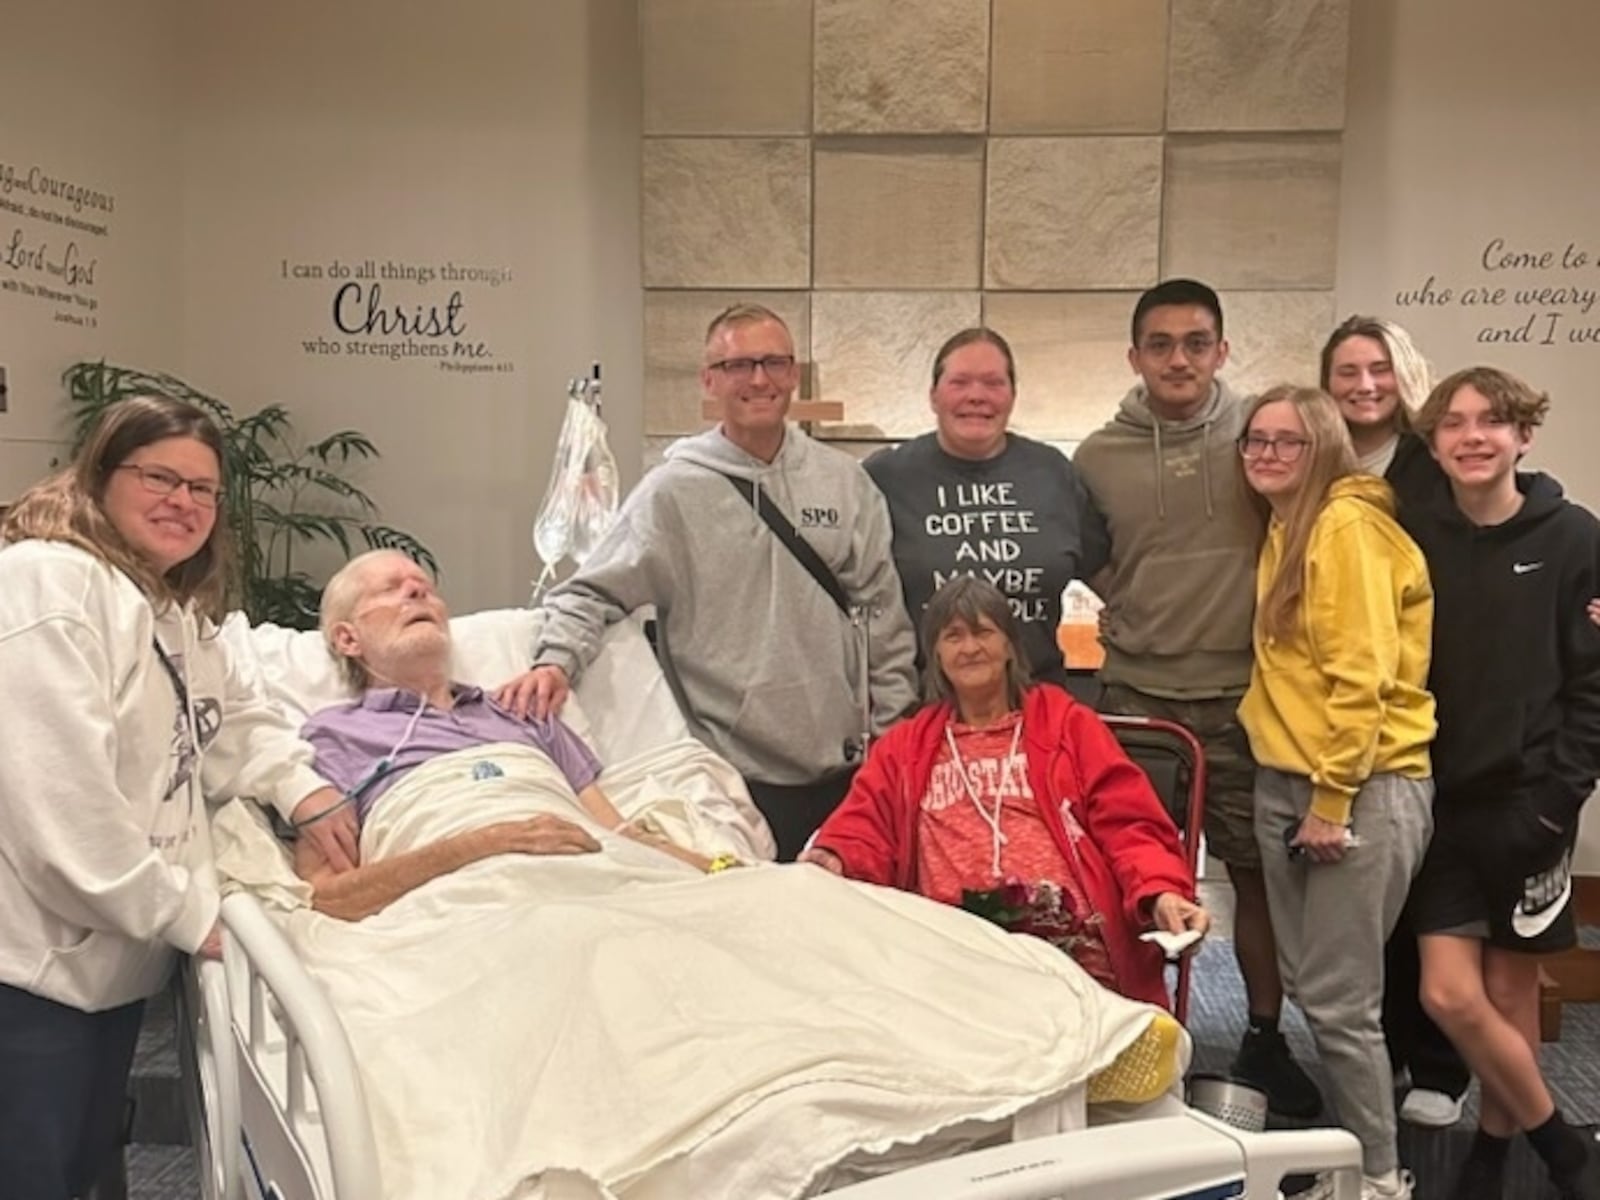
[1403, 366, 1600, 1200]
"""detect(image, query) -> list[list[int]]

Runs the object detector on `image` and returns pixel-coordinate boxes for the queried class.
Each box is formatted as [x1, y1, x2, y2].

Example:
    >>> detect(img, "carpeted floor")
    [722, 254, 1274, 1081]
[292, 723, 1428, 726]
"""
[1182, 937, 1599, 1200]
[129, 934, 1599, 1199]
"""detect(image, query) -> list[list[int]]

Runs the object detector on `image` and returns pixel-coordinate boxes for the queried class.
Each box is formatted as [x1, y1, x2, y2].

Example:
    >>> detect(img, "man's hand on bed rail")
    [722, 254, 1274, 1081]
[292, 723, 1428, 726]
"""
[495, 664, 571, 720]
[291, 786, 362, 873]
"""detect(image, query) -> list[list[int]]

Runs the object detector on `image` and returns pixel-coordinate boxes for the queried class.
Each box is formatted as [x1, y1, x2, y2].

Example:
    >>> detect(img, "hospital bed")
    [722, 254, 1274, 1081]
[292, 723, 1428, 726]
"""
[181, 607, 1363, 1200]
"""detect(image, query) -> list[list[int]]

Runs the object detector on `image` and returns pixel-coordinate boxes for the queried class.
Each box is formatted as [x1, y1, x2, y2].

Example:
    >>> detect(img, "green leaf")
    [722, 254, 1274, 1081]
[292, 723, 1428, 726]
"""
[361, 526, 440, 577]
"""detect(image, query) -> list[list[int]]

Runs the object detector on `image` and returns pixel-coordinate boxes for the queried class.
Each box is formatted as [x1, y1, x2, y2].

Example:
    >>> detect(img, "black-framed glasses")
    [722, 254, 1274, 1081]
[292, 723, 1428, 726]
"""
[1137, 334, 1218, 359]
[707, 354, 798, 381]
[1237, 434, 1311, 463]
[113, 463, 223, 507]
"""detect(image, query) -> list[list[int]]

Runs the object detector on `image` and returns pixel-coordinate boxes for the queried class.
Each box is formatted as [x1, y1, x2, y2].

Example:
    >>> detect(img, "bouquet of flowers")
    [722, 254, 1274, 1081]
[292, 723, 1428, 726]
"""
[960, 877, 1104, 956]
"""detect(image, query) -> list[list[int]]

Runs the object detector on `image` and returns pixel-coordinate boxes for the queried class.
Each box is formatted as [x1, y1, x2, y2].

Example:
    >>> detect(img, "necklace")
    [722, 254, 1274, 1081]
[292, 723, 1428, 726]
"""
[944, 716, 1025, 877]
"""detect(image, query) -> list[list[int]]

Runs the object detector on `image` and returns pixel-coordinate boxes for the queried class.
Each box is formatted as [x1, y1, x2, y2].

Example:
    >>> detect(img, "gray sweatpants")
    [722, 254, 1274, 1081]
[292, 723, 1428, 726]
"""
[1254, 767, 1434, 1176]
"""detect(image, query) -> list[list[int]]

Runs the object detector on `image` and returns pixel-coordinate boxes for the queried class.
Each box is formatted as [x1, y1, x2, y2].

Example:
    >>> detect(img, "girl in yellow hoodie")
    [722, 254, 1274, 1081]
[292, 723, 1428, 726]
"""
[1237, 385, 1436, 1200]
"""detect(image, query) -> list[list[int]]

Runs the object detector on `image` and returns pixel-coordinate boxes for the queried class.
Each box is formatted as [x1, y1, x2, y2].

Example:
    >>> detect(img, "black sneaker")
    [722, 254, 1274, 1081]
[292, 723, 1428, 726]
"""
[1230, 1027, 1323, 1119]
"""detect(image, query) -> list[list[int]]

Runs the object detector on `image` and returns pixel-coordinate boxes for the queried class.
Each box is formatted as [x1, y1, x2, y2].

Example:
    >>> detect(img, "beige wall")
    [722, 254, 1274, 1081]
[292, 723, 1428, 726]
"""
[0, 0, 183, 489]
[639, 0, 1351, 454]
[178, 0, 642, 612]
[1, 1, 641, 614]
[1339, 0, 1600, 869]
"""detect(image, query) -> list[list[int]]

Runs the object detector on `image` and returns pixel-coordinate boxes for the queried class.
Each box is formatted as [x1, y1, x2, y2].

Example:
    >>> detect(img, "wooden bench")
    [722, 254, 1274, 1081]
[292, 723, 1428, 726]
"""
[1539, 876, 1600, 1042]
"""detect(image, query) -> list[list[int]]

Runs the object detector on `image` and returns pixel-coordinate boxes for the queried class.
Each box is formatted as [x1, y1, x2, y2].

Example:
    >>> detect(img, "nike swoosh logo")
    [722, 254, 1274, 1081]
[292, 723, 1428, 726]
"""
[1512, 562, 1544, 574]
[1512, 872, 1571, 939]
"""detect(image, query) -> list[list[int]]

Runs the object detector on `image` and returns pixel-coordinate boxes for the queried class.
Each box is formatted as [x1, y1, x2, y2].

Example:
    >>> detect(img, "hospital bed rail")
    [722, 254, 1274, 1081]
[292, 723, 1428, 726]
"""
[177, 955, 241, 1200]
[826, 1110, 1365, 1199]
[216, 891, 381, 1200]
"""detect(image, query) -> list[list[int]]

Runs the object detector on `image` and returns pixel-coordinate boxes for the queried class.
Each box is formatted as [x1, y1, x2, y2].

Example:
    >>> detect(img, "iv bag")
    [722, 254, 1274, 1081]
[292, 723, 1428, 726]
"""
[532, 384, 620, 597]
[568, 420, 619, 564]
[532, 397, 584, 569]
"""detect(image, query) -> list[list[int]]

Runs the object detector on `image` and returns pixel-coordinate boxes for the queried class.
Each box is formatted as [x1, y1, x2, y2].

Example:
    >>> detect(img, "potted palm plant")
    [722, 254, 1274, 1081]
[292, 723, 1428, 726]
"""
[63, 361, 438, 628]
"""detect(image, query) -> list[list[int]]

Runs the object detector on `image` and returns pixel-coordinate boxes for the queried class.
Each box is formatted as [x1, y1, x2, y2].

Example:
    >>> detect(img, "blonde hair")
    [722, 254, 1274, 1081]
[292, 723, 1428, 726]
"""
[1242, 386, 1361, 642]
[1414, 365, 1550, 439]
[1319, 316, 1434, 434]
[704, 303, 788, 345]
[2, 395, 234, 621]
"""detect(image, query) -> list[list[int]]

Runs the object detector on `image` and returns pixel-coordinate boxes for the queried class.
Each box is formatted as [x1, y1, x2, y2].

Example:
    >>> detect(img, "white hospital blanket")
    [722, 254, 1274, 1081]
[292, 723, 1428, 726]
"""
[598, 737, 777, 863]
[233, 746, 1177, 1200]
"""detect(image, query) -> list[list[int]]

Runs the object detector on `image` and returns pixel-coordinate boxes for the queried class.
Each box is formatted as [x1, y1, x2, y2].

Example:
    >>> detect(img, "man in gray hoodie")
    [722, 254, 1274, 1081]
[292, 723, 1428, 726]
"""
[1074, 279, 1320, 1118]
[498, 304, 918, 860]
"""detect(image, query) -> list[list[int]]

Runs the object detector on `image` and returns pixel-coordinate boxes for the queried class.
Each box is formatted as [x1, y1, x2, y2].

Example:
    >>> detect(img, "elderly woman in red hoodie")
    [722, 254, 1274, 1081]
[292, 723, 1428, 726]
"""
[802, 576, 1208, 1008]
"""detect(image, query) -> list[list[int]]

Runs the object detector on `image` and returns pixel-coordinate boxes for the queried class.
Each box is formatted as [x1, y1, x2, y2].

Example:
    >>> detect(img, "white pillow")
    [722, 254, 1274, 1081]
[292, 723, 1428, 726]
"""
[221, 608, 692, 768]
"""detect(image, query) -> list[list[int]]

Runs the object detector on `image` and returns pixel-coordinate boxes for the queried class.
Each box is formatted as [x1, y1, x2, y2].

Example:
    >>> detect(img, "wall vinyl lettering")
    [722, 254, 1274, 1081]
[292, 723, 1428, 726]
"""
[1395, 238, 1600, 348]
[279, 255, 519, 374]
[0, 158, 111, 329]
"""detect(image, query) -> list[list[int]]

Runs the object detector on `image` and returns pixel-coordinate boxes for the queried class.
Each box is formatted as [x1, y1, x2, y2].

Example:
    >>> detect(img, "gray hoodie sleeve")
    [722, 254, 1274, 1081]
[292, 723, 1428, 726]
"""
[846, 473, 919, 730]
[532, 485, 682, 684]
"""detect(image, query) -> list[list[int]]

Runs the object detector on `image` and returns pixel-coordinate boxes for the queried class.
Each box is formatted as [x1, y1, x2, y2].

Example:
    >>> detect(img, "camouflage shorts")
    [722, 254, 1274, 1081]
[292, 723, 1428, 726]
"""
[1099, 684, 1260, 871]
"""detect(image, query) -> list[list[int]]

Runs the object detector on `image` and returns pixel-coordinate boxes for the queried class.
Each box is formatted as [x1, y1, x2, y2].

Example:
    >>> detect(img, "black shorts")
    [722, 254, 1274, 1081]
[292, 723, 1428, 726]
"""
[1409, 794, 1578, 954]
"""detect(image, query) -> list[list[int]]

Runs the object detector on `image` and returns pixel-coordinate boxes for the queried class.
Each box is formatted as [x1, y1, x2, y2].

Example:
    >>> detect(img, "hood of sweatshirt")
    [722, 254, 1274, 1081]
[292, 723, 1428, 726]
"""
[664, 421, 807, 476]
[1098, 379, 1246, 519]
[663, 422, 812, 534]
[1420, 469, 1567, 536]
[1326, 471, 1399, 517]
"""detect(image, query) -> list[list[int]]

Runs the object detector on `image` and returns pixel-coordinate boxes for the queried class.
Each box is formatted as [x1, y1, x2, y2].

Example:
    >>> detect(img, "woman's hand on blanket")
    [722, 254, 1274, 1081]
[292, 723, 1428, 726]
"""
[472, 814, 600, 860]
[291, 787, 361, 873]
[494, 664, 571, 720]
[797, 846, 844, 875]
[1149, 893, 1209, 950]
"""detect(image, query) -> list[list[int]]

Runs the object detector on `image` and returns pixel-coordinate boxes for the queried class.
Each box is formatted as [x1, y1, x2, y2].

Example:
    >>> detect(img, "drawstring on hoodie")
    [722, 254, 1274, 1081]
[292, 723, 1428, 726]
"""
[1152, 420, 1165, 518]
[1137, 391, 1217, 520]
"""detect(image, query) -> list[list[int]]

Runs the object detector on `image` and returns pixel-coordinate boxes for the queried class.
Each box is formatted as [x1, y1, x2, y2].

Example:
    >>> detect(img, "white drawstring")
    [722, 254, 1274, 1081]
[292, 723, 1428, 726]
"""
[944, 718, 1025, 878]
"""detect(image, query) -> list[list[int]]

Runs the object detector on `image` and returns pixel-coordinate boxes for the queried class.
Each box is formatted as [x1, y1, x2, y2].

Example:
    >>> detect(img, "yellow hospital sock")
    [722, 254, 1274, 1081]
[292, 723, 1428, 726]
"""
[1086, 1012, 1183, 1105]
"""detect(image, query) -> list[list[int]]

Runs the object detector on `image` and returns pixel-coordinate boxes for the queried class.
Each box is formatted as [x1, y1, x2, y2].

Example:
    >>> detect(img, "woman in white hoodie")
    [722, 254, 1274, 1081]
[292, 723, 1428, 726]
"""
[0, 396, 348, 1199]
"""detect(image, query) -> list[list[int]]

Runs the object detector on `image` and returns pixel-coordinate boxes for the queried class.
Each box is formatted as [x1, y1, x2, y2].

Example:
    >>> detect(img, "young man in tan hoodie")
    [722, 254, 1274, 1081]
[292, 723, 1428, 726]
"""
[1074, 279, 1320, 1118]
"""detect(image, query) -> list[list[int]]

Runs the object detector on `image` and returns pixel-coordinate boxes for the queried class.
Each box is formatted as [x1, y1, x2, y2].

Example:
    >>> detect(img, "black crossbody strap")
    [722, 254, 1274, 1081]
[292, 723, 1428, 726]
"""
[714, 470, 851, 615]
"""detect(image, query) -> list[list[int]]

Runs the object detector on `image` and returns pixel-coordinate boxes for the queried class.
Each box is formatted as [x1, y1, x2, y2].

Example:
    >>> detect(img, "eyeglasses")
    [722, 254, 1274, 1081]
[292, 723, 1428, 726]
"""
[707, 355, 798, 381]
[1237, 434, 1311, 463]
[1137, 334, 1218, 360]
[113, 463, 223, 507]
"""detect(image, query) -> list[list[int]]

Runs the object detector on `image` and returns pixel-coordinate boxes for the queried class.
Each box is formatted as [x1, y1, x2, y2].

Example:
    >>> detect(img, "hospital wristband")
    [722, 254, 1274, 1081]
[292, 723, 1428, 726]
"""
[706, 853, 742, 874]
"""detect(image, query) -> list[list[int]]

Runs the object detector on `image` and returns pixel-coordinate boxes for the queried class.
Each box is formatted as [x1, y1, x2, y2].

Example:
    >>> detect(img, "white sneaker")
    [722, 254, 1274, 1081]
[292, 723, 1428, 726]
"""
[1291, 1168, 1414, 1199]
[1399, 1087, 1466, 1128]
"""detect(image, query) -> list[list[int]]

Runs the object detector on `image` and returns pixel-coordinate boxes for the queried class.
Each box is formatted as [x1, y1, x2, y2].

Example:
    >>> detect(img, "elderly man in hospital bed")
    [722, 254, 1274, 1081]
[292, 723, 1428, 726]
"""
[289, 549, 722, 916]
[210, 549, 1192, 1200]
